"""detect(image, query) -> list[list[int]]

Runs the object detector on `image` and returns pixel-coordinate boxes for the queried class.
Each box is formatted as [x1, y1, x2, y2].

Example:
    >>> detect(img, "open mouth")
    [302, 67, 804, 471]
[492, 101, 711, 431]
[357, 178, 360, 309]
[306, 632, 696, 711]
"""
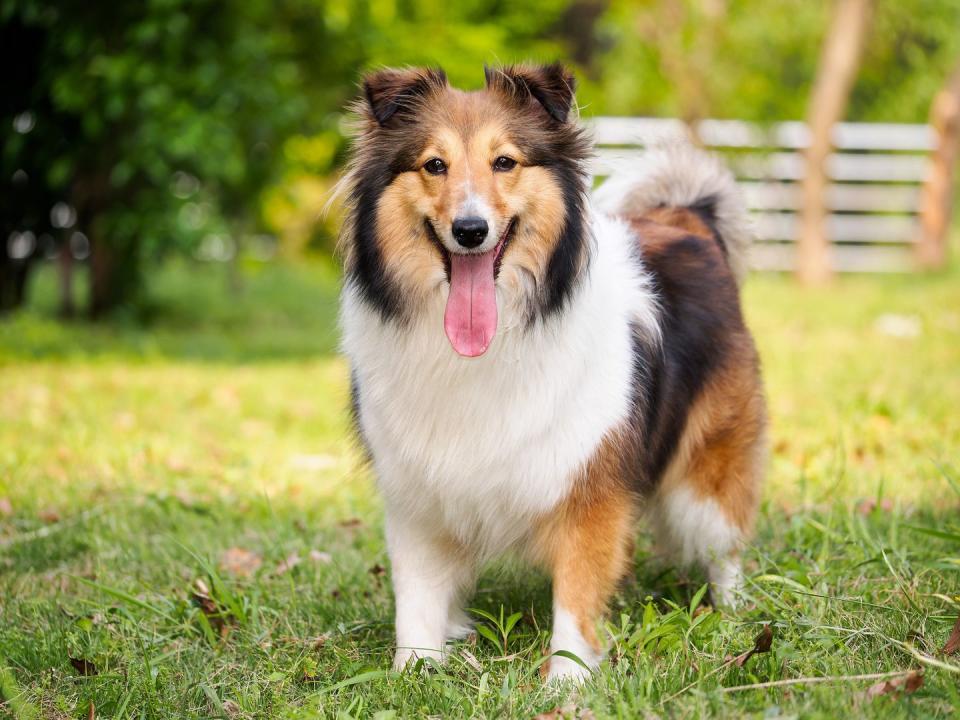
[435, 218, 517, 358]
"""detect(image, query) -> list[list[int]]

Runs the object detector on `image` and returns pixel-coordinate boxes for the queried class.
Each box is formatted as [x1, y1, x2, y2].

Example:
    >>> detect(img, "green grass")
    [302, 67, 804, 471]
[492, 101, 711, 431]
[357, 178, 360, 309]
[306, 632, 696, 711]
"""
[1, 258, 959, 718]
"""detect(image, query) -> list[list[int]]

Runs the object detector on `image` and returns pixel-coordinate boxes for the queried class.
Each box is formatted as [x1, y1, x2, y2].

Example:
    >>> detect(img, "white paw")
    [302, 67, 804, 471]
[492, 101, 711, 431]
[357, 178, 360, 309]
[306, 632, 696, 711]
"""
[546, 653, 594, 684]
[709, 556, 744, 609]
[393, 646, 444, 672]
[445, 610, 474, 641]
[711, 585, 741, 610]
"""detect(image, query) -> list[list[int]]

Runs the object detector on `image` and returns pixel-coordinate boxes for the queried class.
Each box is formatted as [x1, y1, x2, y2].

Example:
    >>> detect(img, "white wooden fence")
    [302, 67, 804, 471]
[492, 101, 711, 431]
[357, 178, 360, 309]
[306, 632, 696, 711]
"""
[589, 117, 937, 272]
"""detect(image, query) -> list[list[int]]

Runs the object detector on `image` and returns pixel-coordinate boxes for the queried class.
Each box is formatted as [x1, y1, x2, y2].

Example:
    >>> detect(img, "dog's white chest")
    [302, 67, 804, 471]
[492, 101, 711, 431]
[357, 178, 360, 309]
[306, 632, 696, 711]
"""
[340, 215, 654, 554]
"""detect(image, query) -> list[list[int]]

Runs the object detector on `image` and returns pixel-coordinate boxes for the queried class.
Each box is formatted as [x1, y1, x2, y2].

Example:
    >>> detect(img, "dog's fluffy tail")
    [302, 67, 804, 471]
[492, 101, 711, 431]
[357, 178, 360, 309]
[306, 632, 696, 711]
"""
[593, 143, 752, 284]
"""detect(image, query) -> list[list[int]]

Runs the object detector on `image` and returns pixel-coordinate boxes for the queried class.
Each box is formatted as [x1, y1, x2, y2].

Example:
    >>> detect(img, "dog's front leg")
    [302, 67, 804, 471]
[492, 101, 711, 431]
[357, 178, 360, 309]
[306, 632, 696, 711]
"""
[535, 477, 635, 683]
[385, 507, 475, 671]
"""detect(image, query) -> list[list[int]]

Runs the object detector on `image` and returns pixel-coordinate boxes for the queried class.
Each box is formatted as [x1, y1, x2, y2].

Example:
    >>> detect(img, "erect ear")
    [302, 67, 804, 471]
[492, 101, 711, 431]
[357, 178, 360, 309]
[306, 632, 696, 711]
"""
[484, 63, 577, 123]
[362, 67, 448, 126]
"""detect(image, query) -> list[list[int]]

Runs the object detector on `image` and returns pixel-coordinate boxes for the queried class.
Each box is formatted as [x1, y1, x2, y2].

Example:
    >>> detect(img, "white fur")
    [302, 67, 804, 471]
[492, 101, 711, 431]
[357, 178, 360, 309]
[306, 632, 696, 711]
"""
[708, 555, 744, 609]
[592, 143, 753, 283]
[341, 212, 657, 559]
[343, 155, 751, 675]
[547, 607, 601, 683]
[387, 510, 475, 669]
[341, 212, 657, 675]
[652, 484, 744, 607]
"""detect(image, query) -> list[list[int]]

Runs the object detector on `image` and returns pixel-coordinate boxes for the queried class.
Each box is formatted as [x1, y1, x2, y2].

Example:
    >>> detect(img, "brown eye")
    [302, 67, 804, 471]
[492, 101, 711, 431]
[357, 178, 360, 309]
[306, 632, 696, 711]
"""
[424, 158, 446, 175]
[493, 156, 517, 172]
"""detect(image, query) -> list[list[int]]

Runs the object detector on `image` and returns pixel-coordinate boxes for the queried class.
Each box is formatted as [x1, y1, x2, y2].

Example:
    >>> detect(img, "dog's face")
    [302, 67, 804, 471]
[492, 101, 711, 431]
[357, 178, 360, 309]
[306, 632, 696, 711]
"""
[342, 64, 591, 357]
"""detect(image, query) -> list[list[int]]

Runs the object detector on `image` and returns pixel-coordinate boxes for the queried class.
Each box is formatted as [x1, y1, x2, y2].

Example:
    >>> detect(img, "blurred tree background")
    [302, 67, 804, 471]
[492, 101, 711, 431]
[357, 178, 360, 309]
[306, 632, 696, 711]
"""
[2, 0, 959, 318]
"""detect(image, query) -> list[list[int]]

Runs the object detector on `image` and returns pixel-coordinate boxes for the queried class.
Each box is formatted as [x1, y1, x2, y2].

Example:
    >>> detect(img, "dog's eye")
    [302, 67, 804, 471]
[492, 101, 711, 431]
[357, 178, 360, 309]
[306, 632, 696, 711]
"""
[493, 156, 517, 172]
[423, 158, 447, 175]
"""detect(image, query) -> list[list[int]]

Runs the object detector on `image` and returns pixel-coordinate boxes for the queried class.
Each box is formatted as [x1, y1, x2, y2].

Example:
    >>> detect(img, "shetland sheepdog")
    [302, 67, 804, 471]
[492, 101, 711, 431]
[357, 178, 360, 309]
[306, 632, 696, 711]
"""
[337, 63, 766, 682]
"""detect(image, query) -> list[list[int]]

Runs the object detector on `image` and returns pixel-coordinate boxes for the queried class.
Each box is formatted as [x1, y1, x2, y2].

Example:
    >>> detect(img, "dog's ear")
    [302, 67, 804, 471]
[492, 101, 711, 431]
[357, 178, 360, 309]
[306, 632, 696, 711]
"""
[484, 63, 577, 123]
[362, 67, 448, 126]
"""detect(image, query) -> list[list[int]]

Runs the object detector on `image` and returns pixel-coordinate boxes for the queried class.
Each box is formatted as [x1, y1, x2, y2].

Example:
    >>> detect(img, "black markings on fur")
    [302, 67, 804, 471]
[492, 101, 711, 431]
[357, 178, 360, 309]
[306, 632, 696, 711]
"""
[425, 220, 451, 281]
[684, 194, 735, 266]
[629, 230, 746, 490]
[484, 63, 577, 124]
[350, 167, 406, 321]
[348, 371, 371, 462]
[364, 67, 447, 126]
[345, 118, 432, 321]
[539, 162, 589, 319]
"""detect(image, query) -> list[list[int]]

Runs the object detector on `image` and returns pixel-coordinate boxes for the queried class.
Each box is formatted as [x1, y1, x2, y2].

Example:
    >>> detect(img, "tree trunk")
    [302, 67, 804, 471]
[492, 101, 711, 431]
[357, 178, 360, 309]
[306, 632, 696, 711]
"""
[796, 0, 872, 285]
[0, 239, 35, 313]
[58, 235, 75, 318]
[915, 61, 960, 270]
[89, 233, 139, 319]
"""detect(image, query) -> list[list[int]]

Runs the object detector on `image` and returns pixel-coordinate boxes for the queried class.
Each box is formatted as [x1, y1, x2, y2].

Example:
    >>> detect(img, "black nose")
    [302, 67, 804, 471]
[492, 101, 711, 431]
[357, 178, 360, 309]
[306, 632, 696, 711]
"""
[451, 217, 488, 249]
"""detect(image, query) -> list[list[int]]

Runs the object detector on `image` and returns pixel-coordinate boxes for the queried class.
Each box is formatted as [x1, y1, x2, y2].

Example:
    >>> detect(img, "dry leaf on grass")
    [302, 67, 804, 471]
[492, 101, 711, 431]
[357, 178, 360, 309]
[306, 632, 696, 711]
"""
[219, 547, 262, 578]
[69, 656, 98, 676]
[338, 517, 364, 530]
[191, 578, 232, 638]
[369, 563, 387, 587]
[164, 455, 190, 473]
[38, 507, 61, 523]
[943, 616, 960, 655]
[460, 649, 483, 672]
[533, 703, 595, 720]
[275, 552, 302, 575]
[857, 498, 894, 516]
[288, 453, 338, 471]
[191, 579, 218, 615]
[534, 705, 573, 720]
[866, 670, 923, 699]
[309, 550, 332, 564]
[733, 625, 774, 667]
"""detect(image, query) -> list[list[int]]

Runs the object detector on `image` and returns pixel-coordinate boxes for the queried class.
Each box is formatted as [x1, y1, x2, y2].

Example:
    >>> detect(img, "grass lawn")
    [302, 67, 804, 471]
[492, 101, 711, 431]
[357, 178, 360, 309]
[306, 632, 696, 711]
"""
[1, 258, 959, 718]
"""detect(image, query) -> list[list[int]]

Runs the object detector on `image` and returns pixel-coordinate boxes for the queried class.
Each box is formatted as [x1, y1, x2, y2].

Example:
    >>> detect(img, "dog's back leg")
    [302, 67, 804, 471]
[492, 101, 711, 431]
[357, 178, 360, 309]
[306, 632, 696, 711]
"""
[649, 367, 766, 608]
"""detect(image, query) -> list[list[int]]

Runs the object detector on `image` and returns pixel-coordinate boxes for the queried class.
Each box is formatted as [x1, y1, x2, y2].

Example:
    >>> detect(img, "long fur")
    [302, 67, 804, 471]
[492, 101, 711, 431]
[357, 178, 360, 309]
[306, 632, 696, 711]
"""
[337, 65, 765, 682]
[592, 143, 753, 283]
[341, 210, 658, 558]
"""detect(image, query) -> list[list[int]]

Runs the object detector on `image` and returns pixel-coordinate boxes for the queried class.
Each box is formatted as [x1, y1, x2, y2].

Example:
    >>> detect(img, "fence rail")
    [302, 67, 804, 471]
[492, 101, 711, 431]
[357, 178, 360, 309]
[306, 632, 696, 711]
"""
[588, 117, 938, 272]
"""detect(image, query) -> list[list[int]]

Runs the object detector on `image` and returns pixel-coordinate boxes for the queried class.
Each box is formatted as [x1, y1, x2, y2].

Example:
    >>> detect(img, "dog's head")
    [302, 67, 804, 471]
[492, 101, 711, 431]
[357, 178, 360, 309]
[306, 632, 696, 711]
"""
[340, 63, 591, 357]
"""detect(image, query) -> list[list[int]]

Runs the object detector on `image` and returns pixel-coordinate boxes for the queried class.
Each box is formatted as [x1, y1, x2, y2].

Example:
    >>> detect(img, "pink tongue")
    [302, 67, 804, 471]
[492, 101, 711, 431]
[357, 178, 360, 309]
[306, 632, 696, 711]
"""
[444, 250, 498, 357]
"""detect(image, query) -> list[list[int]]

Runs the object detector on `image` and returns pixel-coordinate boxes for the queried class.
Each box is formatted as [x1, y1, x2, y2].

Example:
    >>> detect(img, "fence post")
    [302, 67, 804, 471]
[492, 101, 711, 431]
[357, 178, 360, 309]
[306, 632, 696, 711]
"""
[915, 62, 960, 270]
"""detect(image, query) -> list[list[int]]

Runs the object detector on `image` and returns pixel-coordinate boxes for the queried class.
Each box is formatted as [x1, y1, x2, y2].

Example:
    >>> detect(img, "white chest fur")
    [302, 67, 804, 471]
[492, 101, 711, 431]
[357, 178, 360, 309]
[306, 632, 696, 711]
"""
[340, 213, 656, 558]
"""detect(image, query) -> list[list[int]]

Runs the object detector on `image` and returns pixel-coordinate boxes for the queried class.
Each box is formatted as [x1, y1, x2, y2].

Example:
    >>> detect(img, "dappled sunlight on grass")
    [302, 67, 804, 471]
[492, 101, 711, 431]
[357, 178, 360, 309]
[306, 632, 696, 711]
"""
[1, 260, 959, 717]
[0, 358, 368, 515]
[744, 270, 960, 505]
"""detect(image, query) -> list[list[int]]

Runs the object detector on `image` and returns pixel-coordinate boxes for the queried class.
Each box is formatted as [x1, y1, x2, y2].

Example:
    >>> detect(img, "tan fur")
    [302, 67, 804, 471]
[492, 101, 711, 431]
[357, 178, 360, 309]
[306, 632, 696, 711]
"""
[376, 176, 445, 297]
[636, 209, 766, 539]
[642, 206, 715, 242]
[657, 363, 766, 534]
[532, 434, 636, 668]
[344, 67, 765, 678]
[497, 166, 567, 296]
[347, 81, 571, 307]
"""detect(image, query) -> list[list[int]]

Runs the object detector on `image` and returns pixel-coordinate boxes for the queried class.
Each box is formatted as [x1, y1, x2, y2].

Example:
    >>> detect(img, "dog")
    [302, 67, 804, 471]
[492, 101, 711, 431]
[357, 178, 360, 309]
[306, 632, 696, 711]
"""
[337, 63, 766, 682]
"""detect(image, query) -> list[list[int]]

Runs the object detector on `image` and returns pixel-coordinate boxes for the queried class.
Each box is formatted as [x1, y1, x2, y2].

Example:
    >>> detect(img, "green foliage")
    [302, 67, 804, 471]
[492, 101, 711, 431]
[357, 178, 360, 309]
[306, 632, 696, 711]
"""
[853, 0, 960, 122]
[3, 0, 960, 315]
[591, 0, 960, 122]
[2, 0, 341, 312]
